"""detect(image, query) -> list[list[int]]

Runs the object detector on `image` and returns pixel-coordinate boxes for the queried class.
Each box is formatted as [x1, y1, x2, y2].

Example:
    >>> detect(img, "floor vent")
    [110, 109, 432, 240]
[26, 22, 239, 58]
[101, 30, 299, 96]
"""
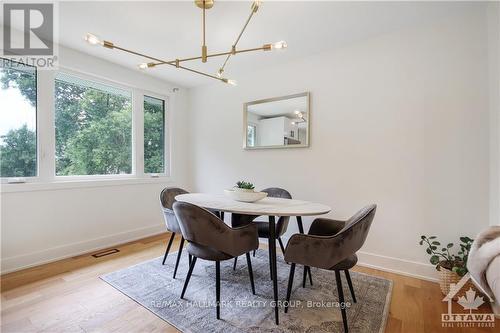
[92, 248, 120, 258]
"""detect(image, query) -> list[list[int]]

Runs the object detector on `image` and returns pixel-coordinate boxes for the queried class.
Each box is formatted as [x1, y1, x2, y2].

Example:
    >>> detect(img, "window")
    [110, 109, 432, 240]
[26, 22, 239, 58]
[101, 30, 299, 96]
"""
[54, 72, 132, 176]
[144, 95, 166, 174]
[0, 59, 37, 178]
[247, 124, 256, 147]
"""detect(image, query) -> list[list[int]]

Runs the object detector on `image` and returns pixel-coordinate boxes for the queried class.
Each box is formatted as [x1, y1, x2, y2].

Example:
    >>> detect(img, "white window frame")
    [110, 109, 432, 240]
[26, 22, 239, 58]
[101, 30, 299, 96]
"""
[141, 91, 170, 178]
[0, 60, 40, 184]
[0, 65, 173, 193]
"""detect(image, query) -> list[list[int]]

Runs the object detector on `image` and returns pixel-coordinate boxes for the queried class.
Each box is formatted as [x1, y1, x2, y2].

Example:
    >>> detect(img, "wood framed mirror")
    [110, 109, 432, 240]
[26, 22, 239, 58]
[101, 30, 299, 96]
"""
[243, 92, 310, 150]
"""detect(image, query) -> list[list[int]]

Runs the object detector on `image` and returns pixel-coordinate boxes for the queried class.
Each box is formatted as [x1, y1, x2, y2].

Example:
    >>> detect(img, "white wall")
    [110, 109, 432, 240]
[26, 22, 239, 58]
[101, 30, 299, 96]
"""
[488, 2, 500, 226]
[0, 46, 191, 273]
[188, 7, 493, 280]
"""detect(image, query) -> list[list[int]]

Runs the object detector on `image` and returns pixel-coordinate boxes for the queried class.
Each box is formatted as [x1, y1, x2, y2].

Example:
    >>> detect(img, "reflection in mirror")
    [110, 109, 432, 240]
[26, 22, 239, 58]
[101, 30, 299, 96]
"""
[244, 92, 309, 149]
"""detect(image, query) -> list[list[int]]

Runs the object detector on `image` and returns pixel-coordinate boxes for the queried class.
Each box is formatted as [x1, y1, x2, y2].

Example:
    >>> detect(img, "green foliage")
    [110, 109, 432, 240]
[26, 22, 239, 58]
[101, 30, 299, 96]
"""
[0, 125, 36, 177]
[235, 181, 255, 190]
[419, 235, 473, 276]
[64, 108, 132, 175]
[1, 65, 165, 178]
[144, 98, 165, 174]
[54, 81, 133, 176]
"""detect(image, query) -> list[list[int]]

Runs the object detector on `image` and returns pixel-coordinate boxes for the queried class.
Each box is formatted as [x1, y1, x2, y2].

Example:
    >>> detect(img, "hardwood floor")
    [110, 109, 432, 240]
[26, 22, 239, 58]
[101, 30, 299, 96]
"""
[1, 233, 498, 332]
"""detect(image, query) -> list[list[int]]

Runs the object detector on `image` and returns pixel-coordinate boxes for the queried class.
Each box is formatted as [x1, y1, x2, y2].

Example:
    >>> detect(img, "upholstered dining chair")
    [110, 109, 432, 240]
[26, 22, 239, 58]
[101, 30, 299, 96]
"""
[173, 201, 259, 320]
[231, 188, 292, 277]
[159, 187, 190, 279]
[283, 204, 377, 333]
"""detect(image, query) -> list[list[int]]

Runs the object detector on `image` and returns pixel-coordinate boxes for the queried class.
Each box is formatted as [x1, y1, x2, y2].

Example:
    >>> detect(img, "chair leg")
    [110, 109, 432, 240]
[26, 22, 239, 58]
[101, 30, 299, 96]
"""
[253, 250, 256, 257]
[233, 257, 238, 270]
[220, 212, 224, 220]
[216, 261, 221, 320]
[278, 237, 285, 254]
[181, 256, 197, 299]
[246, 253, 255, 294]
[162, 232, 175, 265]
[335, 270, 349, 333]
[285, 263, 296, 313]
[188, 254, 192, 266]
[302, 266, 307, 288]
[344, 270, 357, 303]
[308, 266, 313, 286]
[173, 237, 185, 279]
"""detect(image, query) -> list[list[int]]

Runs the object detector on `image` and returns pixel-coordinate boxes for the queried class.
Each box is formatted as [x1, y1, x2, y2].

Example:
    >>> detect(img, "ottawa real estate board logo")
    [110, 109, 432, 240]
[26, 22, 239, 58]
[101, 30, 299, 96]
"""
[2, 2, 58, 68]
[442, 273, 495, 328]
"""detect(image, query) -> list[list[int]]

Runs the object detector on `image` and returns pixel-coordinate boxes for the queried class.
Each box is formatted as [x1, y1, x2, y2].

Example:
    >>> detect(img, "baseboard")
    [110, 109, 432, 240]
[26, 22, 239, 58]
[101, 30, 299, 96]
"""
[0, 224, 165, 274]
[275, 236, 439, 282]
[3, 230, 439, 282]
[357, 251, 438, 282]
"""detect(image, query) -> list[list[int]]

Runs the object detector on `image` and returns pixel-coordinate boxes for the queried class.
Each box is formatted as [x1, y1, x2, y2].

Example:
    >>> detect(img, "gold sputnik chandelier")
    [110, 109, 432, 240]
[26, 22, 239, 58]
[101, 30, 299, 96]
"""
[84, 0, 287, 85]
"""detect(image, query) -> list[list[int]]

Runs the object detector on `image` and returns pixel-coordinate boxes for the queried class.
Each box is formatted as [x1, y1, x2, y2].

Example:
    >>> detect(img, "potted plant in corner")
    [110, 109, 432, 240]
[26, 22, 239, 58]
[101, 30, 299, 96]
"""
[419, 235, 475, 299]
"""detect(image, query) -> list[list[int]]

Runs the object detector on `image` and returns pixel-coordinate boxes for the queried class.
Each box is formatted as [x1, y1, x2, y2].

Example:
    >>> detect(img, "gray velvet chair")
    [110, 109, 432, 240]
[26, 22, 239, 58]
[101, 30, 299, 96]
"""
[173, 201, 259, 320]
[283, 204, 377, 333]
[159, 187, 190, 279]
[231, 188, 292, 276]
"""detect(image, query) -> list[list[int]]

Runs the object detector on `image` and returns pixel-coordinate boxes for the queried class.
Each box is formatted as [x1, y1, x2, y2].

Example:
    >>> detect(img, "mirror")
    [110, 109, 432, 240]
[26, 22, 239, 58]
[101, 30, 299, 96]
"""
[243, 92, 310, 149]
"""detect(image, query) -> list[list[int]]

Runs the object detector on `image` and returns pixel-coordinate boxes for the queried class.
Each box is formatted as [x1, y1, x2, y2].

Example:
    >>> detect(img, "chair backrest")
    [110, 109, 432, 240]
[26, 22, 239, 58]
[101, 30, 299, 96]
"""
[173, 201, 258, 257]
[262, 187, 292, 199]
[173, 201, 227, 246]
[329, 204, 377, 265]
[262, 188, 292, 235]
[159, 187, 189, 233]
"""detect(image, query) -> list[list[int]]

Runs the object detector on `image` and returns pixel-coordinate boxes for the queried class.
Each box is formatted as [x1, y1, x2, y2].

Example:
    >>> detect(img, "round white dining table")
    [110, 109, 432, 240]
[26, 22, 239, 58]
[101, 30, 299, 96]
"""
[175, 193, 331, 216]
[175, 193, 331, 325]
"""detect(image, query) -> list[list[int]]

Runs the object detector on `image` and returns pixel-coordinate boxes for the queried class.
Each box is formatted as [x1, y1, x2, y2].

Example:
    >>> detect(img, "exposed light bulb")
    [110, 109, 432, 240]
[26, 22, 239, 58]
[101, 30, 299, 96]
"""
[84, 33, 101, 45]
[294, 110, 300, 115]
[251, 0, 261, 12]
[227, 79, 237, 86]
[291, 122, 296, 125]
[217, 68, 224, 78]
[272, 41, 287, 50]
[138, 63, 155, 70]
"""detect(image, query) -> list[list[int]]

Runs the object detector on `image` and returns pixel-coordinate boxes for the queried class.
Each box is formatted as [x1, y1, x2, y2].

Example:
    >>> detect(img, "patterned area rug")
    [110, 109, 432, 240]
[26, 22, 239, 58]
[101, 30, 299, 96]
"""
[101, 249, 392, 333]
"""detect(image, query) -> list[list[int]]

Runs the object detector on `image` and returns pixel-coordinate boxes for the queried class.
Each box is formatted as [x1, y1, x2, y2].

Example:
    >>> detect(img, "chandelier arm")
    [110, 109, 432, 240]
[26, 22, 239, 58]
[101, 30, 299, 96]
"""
[203, 1, 206, 47]
[112, 45, 175, 65]
[218, 1, 259, 74]
[178, 64, 225, 82]
[151, 45, 267, 67]
[109, 44, 225, 83]
[201, 0, 208, 62]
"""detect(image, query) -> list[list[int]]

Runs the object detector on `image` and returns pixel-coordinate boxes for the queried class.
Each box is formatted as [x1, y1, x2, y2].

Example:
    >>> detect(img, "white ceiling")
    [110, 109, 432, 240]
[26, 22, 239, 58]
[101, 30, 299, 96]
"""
[3, 1, 481, 87]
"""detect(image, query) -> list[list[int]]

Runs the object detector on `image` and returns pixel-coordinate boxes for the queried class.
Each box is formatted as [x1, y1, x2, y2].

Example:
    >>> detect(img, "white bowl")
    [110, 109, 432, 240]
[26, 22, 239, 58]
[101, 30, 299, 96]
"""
[224, 189, 268, 203]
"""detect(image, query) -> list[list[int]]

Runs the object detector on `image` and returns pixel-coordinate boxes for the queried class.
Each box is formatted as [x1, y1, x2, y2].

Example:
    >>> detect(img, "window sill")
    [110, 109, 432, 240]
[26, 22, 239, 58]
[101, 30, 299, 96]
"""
[0, 176, 173, 193]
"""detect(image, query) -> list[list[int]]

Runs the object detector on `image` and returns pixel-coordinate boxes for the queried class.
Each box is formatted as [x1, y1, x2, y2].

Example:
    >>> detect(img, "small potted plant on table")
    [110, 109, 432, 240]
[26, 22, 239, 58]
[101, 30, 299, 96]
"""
[235, 181, 255, 192]
[419, 235, 475, 299]
[224, 181, 267, 203]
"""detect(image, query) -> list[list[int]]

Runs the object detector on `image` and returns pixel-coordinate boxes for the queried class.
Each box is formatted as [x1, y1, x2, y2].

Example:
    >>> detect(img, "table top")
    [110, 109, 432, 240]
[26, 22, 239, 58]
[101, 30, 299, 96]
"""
[175, 193, 331, 217]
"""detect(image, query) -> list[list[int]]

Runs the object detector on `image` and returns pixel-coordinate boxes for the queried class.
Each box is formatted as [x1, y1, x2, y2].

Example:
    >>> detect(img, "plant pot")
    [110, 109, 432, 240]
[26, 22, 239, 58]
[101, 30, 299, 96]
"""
[438, 266, 477, 300]
[224, 189, 267, 203]
[234, 188, 255, 193]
